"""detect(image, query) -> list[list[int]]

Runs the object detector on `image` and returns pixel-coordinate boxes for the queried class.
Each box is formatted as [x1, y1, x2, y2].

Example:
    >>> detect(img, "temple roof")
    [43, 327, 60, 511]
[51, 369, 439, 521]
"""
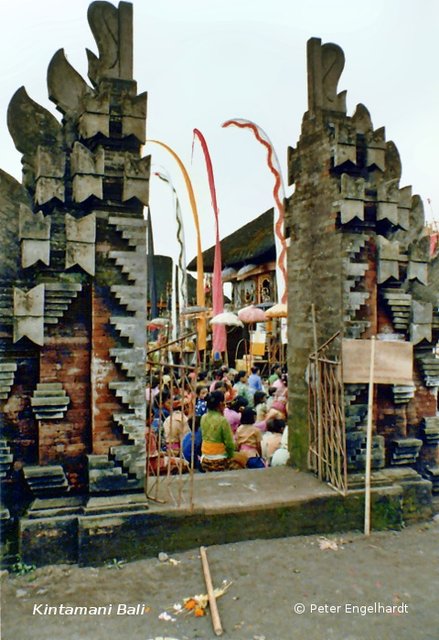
[187, 208, 275, 272]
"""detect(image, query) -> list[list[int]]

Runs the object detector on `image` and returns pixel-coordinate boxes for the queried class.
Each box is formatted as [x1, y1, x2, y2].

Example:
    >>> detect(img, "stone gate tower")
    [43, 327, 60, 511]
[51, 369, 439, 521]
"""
[0, 1, 150, 537]
[286, 39, 439, 488]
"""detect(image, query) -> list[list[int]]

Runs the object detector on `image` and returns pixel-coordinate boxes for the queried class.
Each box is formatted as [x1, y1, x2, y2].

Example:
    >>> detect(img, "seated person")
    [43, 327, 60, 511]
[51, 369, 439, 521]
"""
[235, 407, 265, 469]
[200, 391, 246, 472]
[261, 418, 285, 466]
[145, 426, 188, 476]
[162, 407, 190, 454]
[253, 390, 268, 422]
[224, 395, 248, 433]
[194, 384, 209, 417]
[271, 425, 290, 466]
[265, 399, 287, 423]
[182, 416, 203, 471]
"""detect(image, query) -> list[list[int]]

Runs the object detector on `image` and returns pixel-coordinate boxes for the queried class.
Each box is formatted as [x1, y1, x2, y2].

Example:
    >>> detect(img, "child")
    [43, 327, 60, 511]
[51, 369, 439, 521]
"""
[235, 407, 265, 469]
[195, 384, 209, 417]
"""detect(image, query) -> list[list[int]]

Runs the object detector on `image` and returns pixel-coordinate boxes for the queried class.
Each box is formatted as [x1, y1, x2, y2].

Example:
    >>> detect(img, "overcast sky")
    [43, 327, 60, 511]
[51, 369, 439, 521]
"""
[1, 0, 438, 263]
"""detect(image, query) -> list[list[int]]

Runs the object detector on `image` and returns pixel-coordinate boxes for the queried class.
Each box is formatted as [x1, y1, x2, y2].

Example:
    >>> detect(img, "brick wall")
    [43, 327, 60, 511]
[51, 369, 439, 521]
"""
[38, 294, 92, 490]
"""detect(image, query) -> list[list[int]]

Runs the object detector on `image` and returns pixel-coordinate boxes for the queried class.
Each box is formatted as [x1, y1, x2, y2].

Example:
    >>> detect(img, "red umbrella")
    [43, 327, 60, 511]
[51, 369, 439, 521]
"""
[238, 305, 267, 323]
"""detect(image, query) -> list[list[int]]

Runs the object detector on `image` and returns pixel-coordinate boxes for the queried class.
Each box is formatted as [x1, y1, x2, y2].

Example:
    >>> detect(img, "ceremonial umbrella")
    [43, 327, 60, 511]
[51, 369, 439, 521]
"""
[237, 305, 267, 324]
[265, 303, 288, 318]
[147, 317, 169, 330]
[210, 311, 244, 327]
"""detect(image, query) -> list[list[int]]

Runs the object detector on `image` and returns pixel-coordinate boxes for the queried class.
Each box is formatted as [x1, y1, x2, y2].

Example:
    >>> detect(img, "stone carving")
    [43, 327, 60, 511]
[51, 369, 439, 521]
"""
[78, 91, 111, 139]
[366, 126, 386, 172]
[86, 1, 133, 85]
[377, 236, 401, 284]
[65, 213, 96, 275]
[19, 205, 51, 268]
[410, 300, 433, 345]
[122, 154, 150, 204]
[307, 37, 347, 113]
[71, 142, 104, 202]
[7, 87, 62, 190]
[407, 236, 430, 285]
[35, 145, 66, 204]
[377, 179, 399, 226]
[47, 49, 92, 116]
[13, 284, 44, 346]
[351, 103, 373, 134]
[31, 382, 70, 420]
[121, 92, 147, 142]
[383, 141, 402, 182]
[339, 174, 365, 224]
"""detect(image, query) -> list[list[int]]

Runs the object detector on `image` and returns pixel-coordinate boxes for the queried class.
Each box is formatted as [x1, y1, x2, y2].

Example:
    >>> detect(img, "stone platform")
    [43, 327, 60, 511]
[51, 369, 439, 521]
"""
[18, 467, 433, 567]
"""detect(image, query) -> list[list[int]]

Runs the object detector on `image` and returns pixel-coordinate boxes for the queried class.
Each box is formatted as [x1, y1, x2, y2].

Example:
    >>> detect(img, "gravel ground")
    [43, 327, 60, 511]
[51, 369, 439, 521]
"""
[1, 517, 438, 640]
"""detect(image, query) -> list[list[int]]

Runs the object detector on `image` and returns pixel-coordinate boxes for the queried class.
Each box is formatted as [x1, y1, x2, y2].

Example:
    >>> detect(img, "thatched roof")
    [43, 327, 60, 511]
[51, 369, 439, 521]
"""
[187, 208, 275, 272]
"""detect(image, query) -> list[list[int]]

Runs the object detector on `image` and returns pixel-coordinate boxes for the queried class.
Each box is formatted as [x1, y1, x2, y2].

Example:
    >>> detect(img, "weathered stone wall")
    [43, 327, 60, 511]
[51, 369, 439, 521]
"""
[287, 113, 344, 465]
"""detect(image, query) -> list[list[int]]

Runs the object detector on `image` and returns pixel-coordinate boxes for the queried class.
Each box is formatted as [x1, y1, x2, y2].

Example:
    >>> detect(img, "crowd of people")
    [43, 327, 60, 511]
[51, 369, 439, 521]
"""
[145, 364, 290, 474]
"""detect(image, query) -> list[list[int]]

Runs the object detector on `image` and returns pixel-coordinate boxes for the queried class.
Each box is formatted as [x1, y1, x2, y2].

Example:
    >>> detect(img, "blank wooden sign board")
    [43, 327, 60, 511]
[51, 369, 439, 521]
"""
[342, 339, 413, 385]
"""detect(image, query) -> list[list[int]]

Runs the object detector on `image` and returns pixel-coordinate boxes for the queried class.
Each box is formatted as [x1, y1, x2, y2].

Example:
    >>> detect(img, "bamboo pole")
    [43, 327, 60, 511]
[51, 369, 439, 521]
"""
[200, 546, 223, 636]
[364, 336, 376, 536]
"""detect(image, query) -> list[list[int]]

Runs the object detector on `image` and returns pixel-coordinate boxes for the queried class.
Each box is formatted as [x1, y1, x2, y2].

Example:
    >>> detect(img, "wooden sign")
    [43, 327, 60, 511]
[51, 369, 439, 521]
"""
[342, 339, 413, 385]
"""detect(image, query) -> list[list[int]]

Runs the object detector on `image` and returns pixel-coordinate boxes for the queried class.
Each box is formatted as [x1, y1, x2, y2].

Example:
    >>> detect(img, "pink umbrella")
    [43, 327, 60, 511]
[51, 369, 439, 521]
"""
[238, 305, 267, 324]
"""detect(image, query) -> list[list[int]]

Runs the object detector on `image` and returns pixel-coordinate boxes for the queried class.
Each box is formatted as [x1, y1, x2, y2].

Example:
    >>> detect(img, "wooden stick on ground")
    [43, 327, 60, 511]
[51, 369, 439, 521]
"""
[200, 546, 223, 636]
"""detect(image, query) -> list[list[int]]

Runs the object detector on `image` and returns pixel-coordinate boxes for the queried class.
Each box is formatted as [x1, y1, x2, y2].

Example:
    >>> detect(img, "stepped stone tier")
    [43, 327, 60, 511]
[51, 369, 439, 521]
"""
[0, 0, 150, 525]
[286, 38, 439, 489]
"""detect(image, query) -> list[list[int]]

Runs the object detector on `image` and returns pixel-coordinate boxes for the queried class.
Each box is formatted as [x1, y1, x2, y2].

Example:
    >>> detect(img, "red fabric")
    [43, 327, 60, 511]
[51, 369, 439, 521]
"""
[193, 129, 226, 354]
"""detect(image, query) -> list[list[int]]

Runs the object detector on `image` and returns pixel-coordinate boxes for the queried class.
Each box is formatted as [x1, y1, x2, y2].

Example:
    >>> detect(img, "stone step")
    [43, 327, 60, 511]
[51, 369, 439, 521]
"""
[87, 455, 143, 493]
[110, 444, 145, 479]
[111, 285, 145, 313]
[23, 465, 69, 496]
[108, 250, 145, 282]
[110, 316, 144, 347]
[109, 381, 145, 409]
[109, 216, 146, 228]
[390, 438, 423, 466]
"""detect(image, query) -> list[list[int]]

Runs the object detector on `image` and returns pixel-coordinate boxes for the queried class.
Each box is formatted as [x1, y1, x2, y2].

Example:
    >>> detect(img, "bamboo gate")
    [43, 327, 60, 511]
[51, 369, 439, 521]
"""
[145, 332, 199, 509]
[308, 332, 348, 495]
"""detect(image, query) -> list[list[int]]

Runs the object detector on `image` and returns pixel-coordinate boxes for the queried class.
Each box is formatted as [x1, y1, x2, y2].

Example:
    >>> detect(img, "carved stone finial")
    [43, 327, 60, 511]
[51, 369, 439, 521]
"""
[86, 1, 133, 86]
[47, 49, 92, 116]
[7, 87, 61, 156]
[7, 87, 62, 189]
[307, 37, 347, 114]
[383, 141, 402, 182]
[352, 104, 373, 134]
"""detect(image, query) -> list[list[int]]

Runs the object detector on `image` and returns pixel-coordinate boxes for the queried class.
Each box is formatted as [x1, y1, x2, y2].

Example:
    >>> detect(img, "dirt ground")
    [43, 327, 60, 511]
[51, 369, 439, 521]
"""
[1, 516, 438, 640]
